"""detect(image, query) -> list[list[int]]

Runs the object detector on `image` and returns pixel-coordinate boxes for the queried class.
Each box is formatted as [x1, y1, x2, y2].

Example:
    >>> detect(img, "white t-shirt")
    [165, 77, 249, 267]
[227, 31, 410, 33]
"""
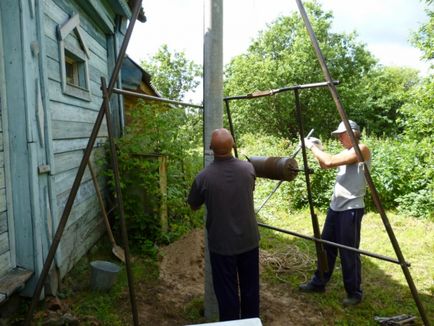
[330, 154, 371, 211]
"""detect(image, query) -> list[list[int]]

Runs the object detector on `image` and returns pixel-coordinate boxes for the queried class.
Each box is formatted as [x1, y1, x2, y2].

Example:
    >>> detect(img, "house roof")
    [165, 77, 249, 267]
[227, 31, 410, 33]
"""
[121, 55, 160, 96]
[109, 0, 131, 17]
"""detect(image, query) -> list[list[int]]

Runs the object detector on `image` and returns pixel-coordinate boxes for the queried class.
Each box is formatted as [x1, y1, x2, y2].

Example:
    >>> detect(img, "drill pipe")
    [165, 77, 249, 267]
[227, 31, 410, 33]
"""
[249, 156, 298, 182]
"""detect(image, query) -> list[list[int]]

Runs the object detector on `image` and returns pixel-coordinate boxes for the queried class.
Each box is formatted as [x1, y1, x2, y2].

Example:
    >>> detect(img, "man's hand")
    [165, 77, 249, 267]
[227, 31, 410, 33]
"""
[304, 137, 323, 150]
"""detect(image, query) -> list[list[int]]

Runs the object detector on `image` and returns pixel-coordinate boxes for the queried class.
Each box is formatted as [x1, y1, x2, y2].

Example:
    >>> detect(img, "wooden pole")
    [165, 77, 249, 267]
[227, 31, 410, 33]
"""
[295, 1, 430, 324]
[159, 156, 168, 233]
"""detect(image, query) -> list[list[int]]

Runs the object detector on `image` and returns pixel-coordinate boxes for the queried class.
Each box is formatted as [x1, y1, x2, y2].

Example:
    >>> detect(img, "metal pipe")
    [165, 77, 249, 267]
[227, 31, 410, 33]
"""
[224, 80, 339, 101]
[255, 180, 283, 214]
[112, 88, 203, 109]
[249, 156, 298, 182]
[224, 99, 238, 158]
[257, 222, 410, 267]
[294, 88, 328, 278]
[102, 78, 139, 325]
[24, 1, 144, 324]
[290, 128, 314, 159]
[295, 1, 430, 324]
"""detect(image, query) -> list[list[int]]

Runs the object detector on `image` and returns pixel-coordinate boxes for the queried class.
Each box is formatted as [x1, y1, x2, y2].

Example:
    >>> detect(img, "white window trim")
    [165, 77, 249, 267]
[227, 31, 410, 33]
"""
[57, 14, 91, 101]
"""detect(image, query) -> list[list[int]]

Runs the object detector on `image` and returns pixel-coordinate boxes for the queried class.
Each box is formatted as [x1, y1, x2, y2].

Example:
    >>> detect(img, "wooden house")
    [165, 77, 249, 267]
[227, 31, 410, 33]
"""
[0, 0, 141, 302]
[121, 54, 160, 124]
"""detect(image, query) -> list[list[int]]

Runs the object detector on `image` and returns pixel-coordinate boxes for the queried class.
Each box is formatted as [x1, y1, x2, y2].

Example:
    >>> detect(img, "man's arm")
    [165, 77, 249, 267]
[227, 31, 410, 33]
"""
[189, 203, 201, 211]
[310, 144, 371, 169]
[187, 179, 204, 210]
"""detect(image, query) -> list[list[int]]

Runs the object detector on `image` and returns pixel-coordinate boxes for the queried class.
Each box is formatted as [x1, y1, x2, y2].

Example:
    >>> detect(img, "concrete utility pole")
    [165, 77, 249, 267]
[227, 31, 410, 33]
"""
[203, 0, 223, 320]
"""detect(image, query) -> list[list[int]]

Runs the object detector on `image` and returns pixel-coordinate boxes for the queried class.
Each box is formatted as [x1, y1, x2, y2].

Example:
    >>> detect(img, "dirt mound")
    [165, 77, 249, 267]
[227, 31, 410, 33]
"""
[159, 228, 205, 299]
[150, 228, 325, 325]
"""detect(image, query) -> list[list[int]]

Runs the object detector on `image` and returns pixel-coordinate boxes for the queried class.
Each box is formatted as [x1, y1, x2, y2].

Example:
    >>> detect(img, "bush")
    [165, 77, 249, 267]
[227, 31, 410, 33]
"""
[240, 133, 434, 220]
[108, 101, 203, 250]
[366, 136, 434, 219]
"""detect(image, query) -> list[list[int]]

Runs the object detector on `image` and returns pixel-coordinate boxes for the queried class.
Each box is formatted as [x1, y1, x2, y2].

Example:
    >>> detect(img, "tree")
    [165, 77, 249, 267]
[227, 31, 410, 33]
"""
[139, 44, 203, 149]
[412, 2, 433, 66]
[355, 66, 419, 136]
[391, 0, 434, 219]
[140, 44, 202, 101]
[400, 0, 434, 139]
[113, 46, 204, 246]
[224, 1, 377, 140]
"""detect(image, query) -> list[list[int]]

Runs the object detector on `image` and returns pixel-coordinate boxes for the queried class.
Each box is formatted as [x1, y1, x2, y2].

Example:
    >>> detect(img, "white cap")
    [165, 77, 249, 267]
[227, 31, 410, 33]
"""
[331, 120, 360, 136]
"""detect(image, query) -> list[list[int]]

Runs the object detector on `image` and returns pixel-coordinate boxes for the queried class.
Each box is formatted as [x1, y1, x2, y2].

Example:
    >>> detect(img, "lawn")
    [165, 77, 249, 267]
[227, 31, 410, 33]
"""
[17, 206, 433, 325]
[257, 205, 433, 325]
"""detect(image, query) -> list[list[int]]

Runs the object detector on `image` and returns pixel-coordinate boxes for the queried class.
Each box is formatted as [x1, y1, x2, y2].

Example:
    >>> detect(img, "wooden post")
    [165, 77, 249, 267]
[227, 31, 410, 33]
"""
[159, 155, 168, 233]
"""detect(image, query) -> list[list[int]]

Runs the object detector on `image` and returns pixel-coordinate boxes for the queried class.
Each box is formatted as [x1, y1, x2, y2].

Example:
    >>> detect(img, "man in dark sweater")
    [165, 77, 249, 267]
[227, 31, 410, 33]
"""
[188, 128, 260, 321]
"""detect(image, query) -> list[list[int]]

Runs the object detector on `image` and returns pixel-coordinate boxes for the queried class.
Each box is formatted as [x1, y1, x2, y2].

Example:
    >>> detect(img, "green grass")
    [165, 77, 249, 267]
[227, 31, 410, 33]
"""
[28, 238, 160, 326]
[182, 296, 205, 322]
[22, 209, 433, 325]
[257, 208, 434, 325]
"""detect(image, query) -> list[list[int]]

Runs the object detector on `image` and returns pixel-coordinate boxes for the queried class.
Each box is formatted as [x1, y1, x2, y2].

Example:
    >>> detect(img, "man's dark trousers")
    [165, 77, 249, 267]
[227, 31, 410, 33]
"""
[210, 247, 259, 321]
[311, 208, 364, 298]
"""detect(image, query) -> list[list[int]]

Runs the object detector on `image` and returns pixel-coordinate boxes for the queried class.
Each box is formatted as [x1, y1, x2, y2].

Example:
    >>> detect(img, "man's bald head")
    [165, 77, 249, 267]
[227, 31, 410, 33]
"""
[210, 128, 234, 157]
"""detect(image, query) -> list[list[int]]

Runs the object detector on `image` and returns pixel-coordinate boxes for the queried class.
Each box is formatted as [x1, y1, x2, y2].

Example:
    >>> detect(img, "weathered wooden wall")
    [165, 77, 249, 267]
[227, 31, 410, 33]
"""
[0, 1, 22, 283]
[0, 99, 12, 277]
[0, 26, 10, 274]
[43, 0, 120, 277]
[0, 0, 130, 296]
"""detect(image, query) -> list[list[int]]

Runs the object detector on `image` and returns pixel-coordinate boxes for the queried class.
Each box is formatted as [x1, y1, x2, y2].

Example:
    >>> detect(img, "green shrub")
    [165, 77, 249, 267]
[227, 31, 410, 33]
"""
[366, 136, 434, 219]
[240, 133, 433, 220]
[108, 101, 203, 250]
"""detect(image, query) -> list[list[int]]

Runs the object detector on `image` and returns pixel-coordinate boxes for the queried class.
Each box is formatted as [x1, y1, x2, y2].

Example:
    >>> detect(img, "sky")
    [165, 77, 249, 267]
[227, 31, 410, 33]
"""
[126, 0, 431, 100]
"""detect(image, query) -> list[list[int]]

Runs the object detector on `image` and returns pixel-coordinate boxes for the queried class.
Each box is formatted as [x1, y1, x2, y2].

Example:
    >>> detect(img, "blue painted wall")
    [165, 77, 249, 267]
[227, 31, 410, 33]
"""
[0, 0, 131, 296]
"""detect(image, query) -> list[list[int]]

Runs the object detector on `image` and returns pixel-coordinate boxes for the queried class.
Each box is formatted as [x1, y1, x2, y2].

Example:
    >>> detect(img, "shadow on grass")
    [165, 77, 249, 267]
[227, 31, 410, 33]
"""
[258, 221, 433, 325]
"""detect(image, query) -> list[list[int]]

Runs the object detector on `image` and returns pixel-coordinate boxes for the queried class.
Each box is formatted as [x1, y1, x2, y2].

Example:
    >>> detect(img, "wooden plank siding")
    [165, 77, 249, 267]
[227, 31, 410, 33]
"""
[57, 206, 105, 277]
[43, 0, 117, 278]
[0, 213, 7, 234]
[53, 147, 105, 172]
[0, 232, 9, 256]
[54, 163, 105, 197]
[52, 120, 108, 140]
[0, 251, 11, 277]
[0, 143, 10, 277]
[0, 124, 10, 276]
[0, 1, 16, 280]
[0, 0, 130, 295]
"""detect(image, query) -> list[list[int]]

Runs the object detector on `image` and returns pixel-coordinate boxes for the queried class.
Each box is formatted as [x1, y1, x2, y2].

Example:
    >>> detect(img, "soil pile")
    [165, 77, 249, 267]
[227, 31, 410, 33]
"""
[142, 228, 325, 325]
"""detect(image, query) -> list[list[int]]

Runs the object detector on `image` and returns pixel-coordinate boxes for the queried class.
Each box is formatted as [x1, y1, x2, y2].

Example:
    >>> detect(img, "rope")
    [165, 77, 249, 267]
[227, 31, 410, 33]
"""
[260, 244, 315, 283]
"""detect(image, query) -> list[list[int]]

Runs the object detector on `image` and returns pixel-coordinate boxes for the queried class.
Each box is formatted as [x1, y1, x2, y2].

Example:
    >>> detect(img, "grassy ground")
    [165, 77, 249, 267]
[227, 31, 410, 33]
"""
[13, 209, 433, 325]
[257, 207, 434, 325]
[8, 241, 161, 325]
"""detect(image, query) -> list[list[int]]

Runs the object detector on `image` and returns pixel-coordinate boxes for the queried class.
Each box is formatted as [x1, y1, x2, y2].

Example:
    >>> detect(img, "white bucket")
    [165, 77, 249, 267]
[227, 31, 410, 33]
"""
[90, 260, 120, 291]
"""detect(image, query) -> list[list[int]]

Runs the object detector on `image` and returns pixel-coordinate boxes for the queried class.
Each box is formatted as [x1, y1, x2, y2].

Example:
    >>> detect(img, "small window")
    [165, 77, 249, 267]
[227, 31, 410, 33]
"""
[58, 14, 91, 101]
[65, 51, 87, 90]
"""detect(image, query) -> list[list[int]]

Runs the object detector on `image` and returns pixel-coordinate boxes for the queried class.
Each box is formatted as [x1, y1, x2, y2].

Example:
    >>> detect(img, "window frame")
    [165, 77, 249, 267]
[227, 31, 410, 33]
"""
[57, 14, 91, 101]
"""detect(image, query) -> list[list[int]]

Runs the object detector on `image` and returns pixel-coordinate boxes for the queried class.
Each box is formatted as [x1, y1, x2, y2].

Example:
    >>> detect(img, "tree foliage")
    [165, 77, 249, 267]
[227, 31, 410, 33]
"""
[114, 101, 203, 248]
[412, 4, 434, 65]
[240, 133, 434, 220]
[112, 46, 203, 248]
[224, 1, 377, 140]
[403, 1, 434, 139]
[140, 44, 202, 101]
[226, 1, 433, 219]
[356, 67, 419, 136]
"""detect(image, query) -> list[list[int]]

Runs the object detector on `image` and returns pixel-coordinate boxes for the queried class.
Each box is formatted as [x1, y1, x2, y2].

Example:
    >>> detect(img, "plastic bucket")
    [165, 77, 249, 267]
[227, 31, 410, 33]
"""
[90, 260, 120, 291]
